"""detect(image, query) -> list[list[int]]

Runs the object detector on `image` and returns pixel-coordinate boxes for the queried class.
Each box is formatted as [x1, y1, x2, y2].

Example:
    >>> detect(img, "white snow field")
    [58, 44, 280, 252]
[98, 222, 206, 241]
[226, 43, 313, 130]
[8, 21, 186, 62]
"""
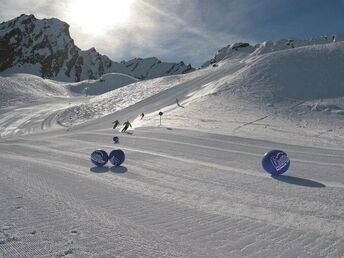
[1, 39, 344, 257]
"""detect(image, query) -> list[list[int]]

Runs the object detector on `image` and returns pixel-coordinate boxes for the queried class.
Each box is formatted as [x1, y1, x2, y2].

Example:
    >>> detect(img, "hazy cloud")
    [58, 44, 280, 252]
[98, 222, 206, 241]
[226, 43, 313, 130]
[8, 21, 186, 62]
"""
[1, 0, 343, 66]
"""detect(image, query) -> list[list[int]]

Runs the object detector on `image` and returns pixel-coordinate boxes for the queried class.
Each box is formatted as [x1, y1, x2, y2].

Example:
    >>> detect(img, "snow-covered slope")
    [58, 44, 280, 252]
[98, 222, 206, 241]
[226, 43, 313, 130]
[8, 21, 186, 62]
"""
[201, 42, 256, 67]
[67, 73, 139, 95]
[202, 35, 344, 68]
[131, 39, 344, 147]
[215, 41, 344, 101]
[52, 40, 344, 147]
[0, 14, 194, 82]
[1, 34, 344, 258]
[1, 37, 344, 144]
[0, 73, 70, 108]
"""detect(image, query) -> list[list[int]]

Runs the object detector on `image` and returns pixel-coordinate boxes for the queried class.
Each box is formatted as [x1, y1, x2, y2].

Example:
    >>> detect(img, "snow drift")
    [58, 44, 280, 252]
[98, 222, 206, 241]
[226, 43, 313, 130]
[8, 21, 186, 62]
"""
[67, 73, 139, 95]
[0, 73, 69, 108]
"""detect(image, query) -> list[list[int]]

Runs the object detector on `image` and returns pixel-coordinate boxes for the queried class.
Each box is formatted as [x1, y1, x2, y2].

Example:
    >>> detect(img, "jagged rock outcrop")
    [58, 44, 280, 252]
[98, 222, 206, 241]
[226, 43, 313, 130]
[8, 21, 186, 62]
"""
[201, 42, 255, 68]
[0, 14, 194, 82]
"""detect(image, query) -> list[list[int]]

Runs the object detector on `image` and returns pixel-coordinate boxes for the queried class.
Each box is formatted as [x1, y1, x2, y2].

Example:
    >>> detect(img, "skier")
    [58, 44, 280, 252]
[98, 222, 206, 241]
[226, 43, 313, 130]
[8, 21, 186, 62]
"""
[121, 121, 132, 133]
[176, 98, 185, 108]
[112, 120, 120, 129]
[332, 35, 336, 43]
[141, 113, 144, 119]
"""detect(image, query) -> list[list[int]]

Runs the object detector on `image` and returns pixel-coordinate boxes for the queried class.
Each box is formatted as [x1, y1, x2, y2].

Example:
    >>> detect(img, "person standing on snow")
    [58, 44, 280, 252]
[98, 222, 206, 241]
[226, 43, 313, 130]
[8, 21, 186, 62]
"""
[113, 120, 120, 129]
[121, 121, 132, 133]
[141, 113, 144, 119]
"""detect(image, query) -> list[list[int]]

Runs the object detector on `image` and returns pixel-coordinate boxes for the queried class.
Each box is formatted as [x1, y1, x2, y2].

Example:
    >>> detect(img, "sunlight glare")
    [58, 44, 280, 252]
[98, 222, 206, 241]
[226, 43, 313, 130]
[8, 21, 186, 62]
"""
[66, 0, 134, 35]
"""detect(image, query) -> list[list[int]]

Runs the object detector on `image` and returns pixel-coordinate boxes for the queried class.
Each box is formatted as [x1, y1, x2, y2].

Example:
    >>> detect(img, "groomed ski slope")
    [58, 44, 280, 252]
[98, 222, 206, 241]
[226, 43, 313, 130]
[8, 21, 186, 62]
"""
[1, 40, 344, 257]
[0, 127, 343, 257]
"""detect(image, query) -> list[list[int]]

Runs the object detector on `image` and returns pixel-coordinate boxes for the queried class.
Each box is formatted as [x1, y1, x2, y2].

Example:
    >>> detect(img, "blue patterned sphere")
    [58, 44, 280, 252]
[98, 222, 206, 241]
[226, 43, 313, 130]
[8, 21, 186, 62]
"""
[113, 136, 119, 143]
[262, 150, 290, 176]
[109, 149, 125, 166]
[91, 150, 108, 167]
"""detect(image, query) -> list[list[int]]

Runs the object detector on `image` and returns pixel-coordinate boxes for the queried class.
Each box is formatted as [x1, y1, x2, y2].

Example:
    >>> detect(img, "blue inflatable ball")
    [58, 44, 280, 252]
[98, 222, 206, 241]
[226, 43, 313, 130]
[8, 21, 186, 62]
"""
[113, 136, 119, 144]
[109, 149, 125, 166]
[262, 150, 290, 176]
[91, 149, 108, 167]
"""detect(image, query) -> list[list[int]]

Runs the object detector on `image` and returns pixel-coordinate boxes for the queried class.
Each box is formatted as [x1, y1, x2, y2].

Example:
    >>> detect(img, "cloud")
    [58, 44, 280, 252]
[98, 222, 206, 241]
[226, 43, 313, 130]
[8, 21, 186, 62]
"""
[0, 0, 253, 66]
[1, 0, 343, 67]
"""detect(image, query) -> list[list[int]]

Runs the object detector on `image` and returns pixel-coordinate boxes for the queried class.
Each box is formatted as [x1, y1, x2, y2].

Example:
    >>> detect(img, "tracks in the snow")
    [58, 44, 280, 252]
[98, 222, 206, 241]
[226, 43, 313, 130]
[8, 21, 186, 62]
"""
[0, 128, 343, 257]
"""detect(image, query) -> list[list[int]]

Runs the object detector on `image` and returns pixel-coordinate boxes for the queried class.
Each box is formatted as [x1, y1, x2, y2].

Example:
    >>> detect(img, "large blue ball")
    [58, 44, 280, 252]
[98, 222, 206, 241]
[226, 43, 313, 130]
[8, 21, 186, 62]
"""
[262, 150, 290, 176]
[113, 136, 119, 143]
[91, 150, 109, 167]
[109, 149, 125, 166]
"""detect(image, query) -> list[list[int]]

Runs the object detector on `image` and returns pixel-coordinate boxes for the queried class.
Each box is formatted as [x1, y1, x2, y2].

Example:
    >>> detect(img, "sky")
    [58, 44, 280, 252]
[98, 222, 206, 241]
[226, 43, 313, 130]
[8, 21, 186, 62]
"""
[1, 0, 344, 67]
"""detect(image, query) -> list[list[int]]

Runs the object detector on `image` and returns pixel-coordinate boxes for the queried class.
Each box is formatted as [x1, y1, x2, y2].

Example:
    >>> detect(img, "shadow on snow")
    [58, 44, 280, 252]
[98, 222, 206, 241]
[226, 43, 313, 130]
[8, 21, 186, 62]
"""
[90, 166, 127, 174]
[272, 175, 326, 188]
[109, 166, 127, 173]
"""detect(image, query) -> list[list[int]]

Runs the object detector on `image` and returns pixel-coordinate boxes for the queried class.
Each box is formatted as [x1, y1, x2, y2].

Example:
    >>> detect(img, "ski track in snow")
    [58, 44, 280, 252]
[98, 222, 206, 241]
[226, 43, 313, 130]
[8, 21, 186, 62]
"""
[0, 127, 343, 257]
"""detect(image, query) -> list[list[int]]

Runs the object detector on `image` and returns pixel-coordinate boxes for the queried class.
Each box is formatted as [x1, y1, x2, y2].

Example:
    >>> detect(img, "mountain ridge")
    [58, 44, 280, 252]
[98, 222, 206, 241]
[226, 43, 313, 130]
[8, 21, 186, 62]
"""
[0, 14, 194, 82]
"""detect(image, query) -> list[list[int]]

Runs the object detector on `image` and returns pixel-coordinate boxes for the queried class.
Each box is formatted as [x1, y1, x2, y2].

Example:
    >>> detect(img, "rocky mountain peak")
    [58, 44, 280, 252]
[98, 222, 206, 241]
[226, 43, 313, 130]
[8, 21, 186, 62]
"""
[0, 14, 194, 82]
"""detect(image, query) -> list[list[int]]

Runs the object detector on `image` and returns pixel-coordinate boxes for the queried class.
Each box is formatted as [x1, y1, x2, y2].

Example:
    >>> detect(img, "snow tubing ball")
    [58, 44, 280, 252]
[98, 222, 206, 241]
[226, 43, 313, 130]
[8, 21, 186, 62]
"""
[113, 136, 119, 143]
[91, 150, 108, 167]
[262, 150, 290, 176]
[109, 149, 125, 166]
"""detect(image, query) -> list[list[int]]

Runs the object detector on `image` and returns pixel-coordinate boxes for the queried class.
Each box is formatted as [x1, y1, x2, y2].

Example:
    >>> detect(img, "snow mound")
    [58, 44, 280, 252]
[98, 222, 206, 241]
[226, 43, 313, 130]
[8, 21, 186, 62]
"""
[67, 73, 138, 95]
[218, 41, 344, 102]
[202, 35, 344, 68]
[0, 73, 69, 108]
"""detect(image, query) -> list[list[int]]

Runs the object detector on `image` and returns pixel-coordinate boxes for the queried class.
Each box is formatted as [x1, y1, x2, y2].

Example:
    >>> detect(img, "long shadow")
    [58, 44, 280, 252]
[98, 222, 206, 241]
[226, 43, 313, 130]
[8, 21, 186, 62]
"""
[110, 166, 128, 174]
[90, 166, 109, 173]
[272, 175, 325, 188]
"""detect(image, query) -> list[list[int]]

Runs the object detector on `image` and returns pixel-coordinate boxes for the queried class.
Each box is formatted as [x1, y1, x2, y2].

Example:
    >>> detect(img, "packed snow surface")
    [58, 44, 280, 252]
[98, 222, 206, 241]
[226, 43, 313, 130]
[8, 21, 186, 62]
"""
[67, 73, 139, 95]
[0, 38, 344, 257]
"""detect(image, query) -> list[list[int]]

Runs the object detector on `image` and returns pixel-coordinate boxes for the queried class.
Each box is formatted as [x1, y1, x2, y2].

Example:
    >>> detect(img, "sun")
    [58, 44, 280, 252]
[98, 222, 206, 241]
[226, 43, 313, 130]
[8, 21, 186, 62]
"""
[65, 0, 134, 35]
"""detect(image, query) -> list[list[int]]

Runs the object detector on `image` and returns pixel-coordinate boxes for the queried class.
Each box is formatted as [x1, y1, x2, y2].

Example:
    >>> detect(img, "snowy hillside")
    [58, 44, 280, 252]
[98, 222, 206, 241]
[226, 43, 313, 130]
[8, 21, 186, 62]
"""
[54, 40, 344, 147]
[0, 73, 70, 108]
[202, 35, 344, 68]
[0, 14, 194, 82]
[67, 73, 139, 95]
[0, 34, 344, 257]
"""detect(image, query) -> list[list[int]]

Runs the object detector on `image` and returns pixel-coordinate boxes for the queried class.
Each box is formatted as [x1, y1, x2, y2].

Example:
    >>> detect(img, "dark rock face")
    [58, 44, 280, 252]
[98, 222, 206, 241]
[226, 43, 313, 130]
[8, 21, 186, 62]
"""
[231, 42, 250, 50]
[0, 14, 195, 82]
[201, 42, 255, 68]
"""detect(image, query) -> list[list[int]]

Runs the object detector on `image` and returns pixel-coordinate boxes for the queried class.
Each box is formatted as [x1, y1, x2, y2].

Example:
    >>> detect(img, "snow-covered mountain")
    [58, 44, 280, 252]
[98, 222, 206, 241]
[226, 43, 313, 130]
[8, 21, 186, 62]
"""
[202, 35, 344, 68]
[2, 36, 344, 145]
[0, 14, 194, 82]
